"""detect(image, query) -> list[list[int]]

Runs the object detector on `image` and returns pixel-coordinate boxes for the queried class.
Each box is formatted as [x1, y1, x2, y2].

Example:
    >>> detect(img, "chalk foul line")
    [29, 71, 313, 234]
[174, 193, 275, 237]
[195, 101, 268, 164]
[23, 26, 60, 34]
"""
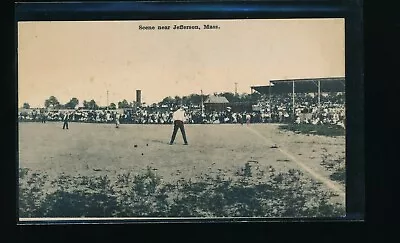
[245, 126, 345, 200]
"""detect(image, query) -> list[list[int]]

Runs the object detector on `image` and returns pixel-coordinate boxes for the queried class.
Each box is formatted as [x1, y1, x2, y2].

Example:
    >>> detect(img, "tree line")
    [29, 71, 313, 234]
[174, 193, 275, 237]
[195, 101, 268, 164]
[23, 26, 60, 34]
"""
[158, 92, 260, 106]
[21, 92, 261, 110]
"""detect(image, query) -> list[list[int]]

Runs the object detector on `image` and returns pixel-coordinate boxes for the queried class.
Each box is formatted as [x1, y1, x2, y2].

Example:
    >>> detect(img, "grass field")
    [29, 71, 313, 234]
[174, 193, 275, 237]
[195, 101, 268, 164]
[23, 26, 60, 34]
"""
[18, 122, 346, 218]
[278, 123, 345, 137]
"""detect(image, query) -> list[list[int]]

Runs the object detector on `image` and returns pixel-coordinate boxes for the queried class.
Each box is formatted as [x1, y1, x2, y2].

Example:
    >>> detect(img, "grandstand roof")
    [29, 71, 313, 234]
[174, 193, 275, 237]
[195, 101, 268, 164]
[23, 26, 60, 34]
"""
[204, 95, 229, 104]
[251, 77, 345, 94]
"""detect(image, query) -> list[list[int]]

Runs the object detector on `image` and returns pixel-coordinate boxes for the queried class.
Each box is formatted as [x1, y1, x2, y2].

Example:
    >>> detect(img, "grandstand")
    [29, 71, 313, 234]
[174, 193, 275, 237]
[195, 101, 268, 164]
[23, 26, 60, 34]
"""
[251, 77, 345, 94]
[251, 77, 345, 115]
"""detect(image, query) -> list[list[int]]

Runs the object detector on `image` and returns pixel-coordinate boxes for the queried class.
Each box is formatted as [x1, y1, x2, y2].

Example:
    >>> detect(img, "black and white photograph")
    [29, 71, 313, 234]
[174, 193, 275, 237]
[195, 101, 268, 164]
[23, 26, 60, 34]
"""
[17, 18, 346, 220]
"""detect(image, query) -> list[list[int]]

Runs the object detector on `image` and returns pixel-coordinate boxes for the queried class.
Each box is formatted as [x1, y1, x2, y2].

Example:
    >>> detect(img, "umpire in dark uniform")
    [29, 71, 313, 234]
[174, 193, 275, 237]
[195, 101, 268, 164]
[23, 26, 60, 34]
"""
[169, 106, 188, 145]
[41, 112, 46, 123]
[62, 112, 70, 130]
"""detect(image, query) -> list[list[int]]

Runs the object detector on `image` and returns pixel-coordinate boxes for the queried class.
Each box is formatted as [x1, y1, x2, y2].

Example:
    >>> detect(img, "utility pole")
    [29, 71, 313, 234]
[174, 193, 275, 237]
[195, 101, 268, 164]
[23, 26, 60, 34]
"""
[234, 82, 238, 96]
[106, 90, 109, 109]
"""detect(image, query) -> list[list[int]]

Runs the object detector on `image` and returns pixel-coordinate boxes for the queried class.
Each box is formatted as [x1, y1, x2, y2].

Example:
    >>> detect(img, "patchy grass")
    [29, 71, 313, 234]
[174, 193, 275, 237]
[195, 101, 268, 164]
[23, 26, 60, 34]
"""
[19, 165, 345, 218]
[320, 155, 346, 185]
[330, 168, 346, 183]
[279, 124, 345, 137]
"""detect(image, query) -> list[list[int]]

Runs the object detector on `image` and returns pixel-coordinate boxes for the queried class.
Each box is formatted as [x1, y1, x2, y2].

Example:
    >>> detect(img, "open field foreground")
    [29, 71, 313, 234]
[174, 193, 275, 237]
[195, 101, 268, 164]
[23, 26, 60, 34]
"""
[18, 122, 346, 218]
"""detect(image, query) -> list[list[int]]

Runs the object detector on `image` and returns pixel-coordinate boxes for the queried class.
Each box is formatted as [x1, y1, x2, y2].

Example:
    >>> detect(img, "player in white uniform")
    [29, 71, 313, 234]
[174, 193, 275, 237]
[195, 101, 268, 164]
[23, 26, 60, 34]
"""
[115, 112, 120, 128]
[169, 107, 188, 145]
[246, 113, 251, 125]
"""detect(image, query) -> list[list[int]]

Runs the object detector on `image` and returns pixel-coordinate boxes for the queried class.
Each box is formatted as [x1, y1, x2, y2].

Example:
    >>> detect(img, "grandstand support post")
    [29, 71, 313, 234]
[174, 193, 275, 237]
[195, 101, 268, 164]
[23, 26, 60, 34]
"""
[292, 81, 295, 118]
[318, 80, 321, 112]
[201, 89, 204, 115]
[269, 85, 271, 112]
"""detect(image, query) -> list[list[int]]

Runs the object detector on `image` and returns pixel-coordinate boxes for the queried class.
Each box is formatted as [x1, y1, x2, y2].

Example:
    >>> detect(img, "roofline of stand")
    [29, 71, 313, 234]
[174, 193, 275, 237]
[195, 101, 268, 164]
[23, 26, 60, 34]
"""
[270, 77, 345, 83]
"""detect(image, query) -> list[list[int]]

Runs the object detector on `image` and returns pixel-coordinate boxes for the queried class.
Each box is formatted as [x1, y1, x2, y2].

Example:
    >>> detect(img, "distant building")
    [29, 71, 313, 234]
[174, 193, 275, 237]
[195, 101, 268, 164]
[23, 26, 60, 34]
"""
[76, 102, 84, 109]
[204, 95, 229, 112]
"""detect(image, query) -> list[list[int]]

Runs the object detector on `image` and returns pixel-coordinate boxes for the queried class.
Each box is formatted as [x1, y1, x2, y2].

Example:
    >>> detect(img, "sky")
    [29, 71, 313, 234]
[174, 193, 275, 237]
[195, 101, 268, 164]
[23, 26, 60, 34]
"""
[18, 19, 345, 108]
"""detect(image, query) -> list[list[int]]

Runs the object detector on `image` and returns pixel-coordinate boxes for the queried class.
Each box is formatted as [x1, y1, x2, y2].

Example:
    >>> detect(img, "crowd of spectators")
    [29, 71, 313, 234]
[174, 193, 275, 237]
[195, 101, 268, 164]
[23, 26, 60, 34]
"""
[254, 93, 345, 127]
[18, 93, 345, 127]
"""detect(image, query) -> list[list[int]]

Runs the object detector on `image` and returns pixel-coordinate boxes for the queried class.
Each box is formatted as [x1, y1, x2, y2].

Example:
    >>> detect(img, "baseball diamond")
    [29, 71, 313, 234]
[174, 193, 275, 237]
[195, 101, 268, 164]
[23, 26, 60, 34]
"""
[18, 122, 345, 212]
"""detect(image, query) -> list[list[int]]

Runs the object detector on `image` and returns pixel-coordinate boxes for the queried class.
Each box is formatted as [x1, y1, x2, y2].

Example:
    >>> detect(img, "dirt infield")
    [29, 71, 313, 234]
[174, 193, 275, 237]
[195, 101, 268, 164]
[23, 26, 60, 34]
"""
[18, 122, 345, 208]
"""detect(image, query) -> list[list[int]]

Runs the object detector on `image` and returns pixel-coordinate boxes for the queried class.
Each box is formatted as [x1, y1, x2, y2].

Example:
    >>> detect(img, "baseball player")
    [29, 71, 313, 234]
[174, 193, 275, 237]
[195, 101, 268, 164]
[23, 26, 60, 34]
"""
[115, 112, 120, 128]
[62, 112, 70, 129]
[169, 106, 188, 145]
[246, 113, 251, 125]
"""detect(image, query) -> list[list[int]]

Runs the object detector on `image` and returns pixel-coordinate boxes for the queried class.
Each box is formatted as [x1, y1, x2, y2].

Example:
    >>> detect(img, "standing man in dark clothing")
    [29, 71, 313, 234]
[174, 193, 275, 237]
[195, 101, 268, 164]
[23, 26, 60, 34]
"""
[41, 112, 46, 123]
[169, 107, 188, 145]
[62, 112, 70, 130]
